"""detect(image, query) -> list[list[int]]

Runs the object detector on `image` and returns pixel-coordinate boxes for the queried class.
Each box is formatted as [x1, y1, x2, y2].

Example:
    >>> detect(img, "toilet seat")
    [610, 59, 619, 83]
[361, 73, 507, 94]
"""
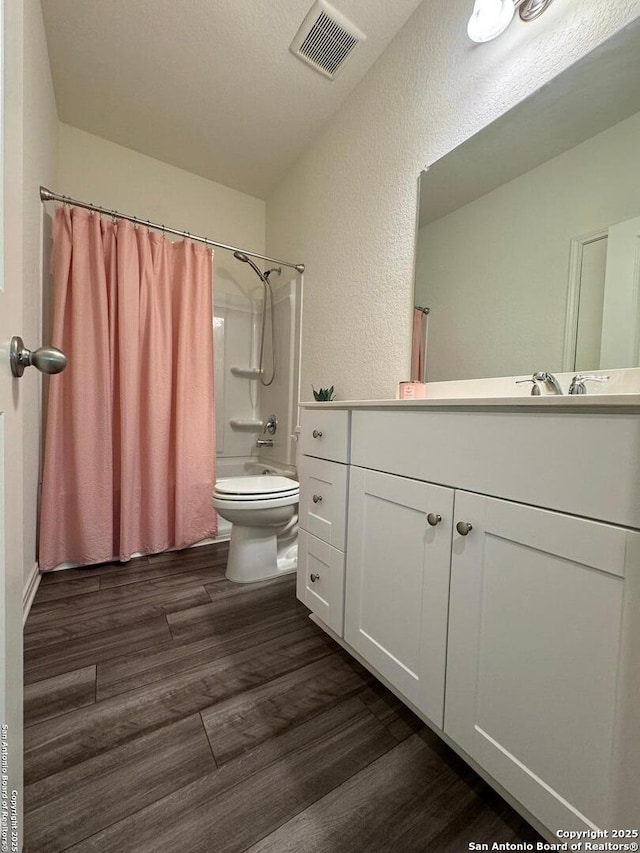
[212, 492, 299, 511]
[214, 476, 299, 501]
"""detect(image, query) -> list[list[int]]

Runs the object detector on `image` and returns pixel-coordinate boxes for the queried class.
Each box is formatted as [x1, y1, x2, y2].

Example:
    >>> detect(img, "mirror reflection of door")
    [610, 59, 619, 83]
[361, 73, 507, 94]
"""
[601, 216, 640, 369]
[570, 216, 640, 372]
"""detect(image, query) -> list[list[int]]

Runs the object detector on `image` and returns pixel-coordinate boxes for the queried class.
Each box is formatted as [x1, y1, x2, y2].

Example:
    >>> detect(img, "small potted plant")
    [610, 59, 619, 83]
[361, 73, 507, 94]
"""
[312, 385, 335, 402]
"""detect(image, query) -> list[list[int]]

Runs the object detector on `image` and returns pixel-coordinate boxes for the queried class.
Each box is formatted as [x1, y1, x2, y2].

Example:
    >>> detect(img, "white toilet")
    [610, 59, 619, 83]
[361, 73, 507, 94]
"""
[212, 475, 299, 583]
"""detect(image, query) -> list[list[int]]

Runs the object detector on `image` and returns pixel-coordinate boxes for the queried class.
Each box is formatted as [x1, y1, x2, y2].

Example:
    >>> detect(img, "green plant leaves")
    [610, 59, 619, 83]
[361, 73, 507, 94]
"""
[312, 385, 335, 401]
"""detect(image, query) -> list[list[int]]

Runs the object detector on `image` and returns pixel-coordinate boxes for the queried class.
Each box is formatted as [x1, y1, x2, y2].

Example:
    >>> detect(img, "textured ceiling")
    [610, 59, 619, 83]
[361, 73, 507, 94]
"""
[41, 0, 424, 198]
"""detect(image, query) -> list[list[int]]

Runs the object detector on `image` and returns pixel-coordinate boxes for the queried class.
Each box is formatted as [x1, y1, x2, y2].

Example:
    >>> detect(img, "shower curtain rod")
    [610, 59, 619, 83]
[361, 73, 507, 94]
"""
[39, 186, 305, 274]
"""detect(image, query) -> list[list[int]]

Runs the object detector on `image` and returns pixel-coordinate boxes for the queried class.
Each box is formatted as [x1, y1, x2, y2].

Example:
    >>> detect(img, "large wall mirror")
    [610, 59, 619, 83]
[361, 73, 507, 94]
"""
[413, 20, 640, 383]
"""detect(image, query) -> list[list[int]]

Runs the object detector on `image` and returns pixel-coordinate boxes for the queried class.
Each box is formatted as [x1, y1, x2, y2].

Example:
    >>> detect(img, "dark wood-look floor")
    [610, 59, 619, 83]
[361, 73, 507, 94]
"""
[24, 542, 540, 852]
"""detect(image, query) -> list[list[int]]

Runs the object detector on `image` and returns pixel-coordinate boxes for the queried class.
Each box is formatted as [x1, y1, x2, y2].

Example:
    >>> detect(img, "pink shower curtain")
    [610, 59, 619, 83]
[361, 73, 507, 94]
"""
[39, 206, 217, 571]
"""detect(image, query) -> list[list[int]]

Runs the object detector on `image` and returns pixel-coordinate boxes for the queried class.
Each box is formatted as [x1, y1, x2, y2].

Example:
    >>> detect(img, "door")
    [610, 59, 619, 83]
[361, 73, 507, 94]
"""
[600, 215, 640, 368]
[445, 491, 632, 833]
[1, 1, 26, 847]
[345, 467, 453, 727]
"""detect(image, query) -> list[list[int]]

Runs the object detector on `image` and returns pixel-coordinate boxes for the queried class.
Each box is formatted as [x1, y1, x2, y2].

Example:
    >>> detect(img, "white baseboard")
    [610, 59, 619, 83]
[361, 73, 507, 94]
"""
[23, 562, 41, 625]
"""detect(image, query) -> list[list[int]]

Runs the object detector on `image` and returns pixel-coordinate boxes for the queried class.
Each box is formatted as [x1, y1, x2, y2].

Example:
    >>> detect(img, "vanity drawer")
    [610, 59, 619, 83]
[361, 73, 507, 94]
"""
[300, 409, 350, 463]
[351, 408, 640, 528]
[299, 457, 348, 550]
[296, 530, 345, 637]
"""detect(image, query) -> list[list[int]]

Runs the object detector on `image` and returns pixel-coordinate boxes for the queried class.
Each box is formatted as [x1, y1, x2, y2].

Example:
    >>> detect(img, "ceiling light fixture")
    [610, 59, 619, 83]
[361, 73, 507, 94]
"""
[467, 0, 555, 43]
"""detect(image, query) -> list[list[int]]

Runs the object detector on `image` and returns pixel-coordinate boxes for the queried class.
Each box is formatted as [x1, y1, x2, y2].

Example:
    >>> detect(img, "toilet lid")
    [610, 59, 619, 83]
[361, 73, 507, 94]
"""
[214, 476, 299, 498]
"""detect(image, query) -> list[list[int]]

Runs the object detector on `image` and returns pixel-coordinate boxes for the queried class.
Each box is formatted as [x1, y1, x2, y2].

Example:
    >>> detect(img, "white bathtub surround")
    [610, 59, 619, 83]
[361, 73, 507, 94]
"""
[214, 291, 260, 462]
[215, 273, 302, 484]
[296, 401, 640, 840]
[256, 272, 303, 471]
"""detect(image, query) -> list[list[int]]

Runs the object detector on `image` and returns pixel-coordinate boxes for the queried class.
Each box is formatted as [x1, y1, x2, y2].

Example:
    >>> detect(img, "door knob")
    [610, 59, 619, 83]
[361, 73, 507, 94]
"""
[426, 513, 442, 526]
[310, 573, 320, 583]
[312, 429, 323, 439]
[456, 521, 473, 536]
[10, 336, 67, 378]
[312, 494, 323, 503]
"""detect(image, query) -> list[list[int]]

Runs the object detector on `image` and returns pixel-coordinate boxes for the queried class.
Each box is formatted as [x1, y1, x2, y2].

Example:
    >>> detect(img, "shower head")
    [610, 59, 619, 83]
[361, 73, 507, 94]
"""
[233, 250, 265, 281]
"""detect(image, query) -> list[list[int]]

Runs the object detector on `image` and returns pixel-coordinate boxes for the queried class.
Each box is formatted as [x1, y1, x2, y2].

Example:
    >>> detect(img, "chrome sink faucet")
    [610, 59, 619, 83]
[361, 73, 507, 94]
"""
[532, 371, 563, 395]
[568, 374, 610, 395]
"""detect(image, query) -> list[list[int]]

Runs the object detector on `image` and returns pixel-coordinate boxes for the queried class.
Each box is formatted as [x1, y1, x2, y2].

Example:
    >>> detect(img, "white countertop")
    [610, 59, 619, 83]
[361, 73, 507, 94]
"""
[299, 394, 640, 410]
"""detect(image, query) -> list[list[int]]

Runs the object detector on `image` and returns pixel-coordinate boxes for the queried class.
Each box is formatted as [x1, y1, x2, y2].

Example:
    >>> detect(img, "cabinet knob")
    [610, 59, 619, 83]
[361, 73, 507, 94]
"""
[312, 494, 323, 503]
[456, 521, 473, 536]
[310, 573, 320, 583]
[312, 429, 323, 439]
[426, 513, 442, 527]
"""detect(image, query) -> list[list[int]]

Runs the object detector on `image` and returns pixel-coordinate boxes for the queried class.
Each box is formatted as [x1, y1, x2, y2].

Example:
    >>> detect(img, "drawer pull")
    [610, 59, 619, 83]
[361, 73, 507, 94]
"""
[426, 513, 442, 526]
[312, 494, 323, 503]
[310, 573, 320, 583]
[312, 429, 323, 439]
[456, 521, 473, 536]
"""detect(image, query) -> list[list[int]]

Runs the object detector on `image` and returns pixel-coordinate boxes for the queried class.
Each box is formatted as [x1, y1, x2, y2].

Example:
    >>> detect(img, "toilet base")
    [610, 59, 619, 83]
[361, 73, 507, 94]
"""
[226, 524, 297, 584]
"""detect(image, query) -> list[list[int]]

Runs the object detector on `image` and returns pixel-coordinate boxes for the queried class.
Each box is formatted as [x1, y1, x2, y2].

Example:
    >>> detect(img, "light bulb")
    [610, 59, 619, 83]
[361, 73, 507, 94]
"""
[467, 0, 515, 43]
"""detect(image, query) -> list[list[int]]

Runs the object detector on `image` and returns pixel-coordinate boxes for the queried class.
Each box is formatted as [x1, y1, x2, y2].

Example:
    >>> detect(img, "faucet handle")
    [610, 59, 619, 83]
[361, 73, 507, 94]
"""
[568, 374, 610, 395]
[515, 378, 541, 396]
[263, 414, 278, 435]
[532, 371, 563, 395]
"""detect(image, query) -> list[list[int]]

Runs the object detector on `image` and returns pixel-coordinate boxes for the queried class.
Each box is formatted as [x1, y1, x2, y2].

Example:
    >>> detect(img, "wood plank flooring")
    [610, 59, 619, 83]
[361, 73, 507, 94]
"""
[24, 541, 541, 852]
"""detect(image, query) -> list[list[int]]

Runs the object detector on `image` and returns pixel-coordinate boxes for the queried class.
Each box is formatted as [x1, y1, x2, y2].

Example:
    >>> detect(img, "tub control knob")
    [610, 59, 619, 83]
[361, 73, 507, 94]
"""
[312, 429, 323, 439]
[427, 513, 442, 526]
[312, 494, 323, 503]
[456, 521, 473, 536]
[310, 573, 320, 583]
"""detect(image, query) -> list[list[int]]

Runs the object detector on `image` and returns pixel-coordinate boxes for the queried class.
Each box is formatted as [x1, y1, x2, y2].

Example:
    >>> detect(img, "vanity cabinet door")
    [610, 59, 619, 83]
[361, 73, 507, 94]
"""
[446, 491, 632, 834]
[344, 467, 454, 727]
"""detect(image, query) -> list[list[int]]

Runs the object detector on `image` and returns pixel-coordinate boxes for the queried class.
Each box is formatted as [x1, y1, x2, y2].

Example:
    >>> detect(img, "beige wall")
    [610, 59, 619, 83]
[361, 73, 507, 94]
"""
[58, 124, 266, 298]
[266, 0, 640, 401]
[23, 0, 58, 589]
[416, 110, 640, 382]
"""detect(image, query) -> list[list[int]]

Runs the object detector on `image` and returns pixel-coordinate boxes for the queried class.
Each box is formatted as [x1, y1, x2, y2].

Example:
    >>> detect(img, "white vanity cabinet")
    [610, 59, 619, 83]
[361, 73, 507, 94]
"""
[296, 410, 350, 635]
[297, 401, 640, 838]
[344, 467, 453, 727]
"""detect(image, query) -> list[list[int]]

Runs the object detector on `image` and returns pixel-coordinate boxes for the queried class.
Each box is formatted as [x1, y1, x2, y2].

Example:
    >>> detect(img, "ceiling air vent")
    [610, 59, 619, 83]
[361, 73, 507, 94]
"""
[290, 0, 366, 80]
